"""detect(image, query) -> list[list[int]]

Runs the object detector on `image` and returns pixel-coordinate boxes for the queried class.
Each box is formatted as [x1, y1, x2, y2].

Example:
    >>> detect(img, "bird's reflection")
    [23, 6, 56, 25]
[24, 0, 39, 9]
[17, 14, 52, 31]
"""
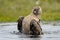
[29, 35, 41, 38]
[11, 31, 42, 39]
[30, 38, 40, 40]
[25, 35, 42, 40]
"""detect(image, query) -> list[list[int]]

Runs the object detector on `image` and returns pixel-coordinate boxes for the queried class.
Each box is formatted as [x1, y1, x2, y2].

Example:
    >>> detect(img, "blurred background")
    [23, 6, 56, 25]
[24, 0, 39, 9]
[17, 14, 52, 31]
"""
[0, 0, 60, 22]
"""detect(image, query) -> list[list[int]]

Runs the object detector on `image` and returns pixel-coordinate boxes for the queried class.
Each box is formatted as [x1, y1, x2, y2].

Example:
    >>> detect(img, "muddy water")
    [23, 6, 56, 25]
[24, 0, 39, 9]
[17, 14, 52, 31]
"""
[0, 22, 60, 40]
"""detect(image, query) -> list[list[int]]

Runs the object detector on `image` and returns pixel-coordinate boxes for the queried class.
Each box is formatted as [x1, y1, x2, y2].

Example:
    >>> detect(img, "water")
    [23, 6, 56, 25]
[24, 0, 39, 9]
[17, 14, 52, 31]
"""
[0, 22, 60, 40]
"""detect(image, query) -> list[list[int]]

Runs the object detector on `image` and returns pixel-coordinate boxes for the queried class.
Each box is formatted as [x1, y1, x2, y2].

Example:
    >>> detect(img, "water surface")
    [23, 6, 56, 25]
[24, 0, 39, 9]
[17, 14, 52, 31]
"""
[0, 22, 60, 40]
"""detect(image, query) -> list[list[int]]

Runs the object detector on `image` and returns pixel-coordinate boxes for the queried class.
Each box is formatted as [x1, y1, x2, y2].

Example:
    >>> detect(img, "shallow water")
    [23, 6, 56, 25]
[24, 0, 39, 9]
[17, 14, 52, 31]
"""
[0, 22, 60, 40]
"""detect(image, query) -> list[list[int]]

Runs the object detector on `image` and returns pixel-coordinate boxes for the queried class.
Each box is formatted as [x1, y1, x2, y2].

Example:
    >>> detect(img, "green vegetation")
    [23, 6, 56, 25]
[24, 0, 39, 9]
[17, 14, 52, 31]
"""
[0, 0, 60, 22]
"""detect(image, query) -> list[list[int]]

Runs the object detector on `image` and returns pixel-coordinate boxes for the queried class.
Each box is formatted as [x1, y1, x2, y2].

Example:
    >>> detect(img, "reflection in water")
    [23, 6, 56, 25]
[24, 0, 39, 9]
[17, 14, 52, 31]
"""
[30, 38, 41, 40]
[11, 31, 42, 38]
[29, 35, 41, 38]
[0, 22, 60, 40]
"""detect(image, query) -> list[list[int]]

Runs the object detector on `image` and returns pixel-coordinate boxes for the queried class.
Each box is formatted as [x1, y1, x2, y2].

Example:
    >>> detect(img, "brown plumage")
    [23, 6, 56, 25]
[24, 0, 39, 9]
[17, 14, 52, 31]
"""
[17, 6, 43, 35]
